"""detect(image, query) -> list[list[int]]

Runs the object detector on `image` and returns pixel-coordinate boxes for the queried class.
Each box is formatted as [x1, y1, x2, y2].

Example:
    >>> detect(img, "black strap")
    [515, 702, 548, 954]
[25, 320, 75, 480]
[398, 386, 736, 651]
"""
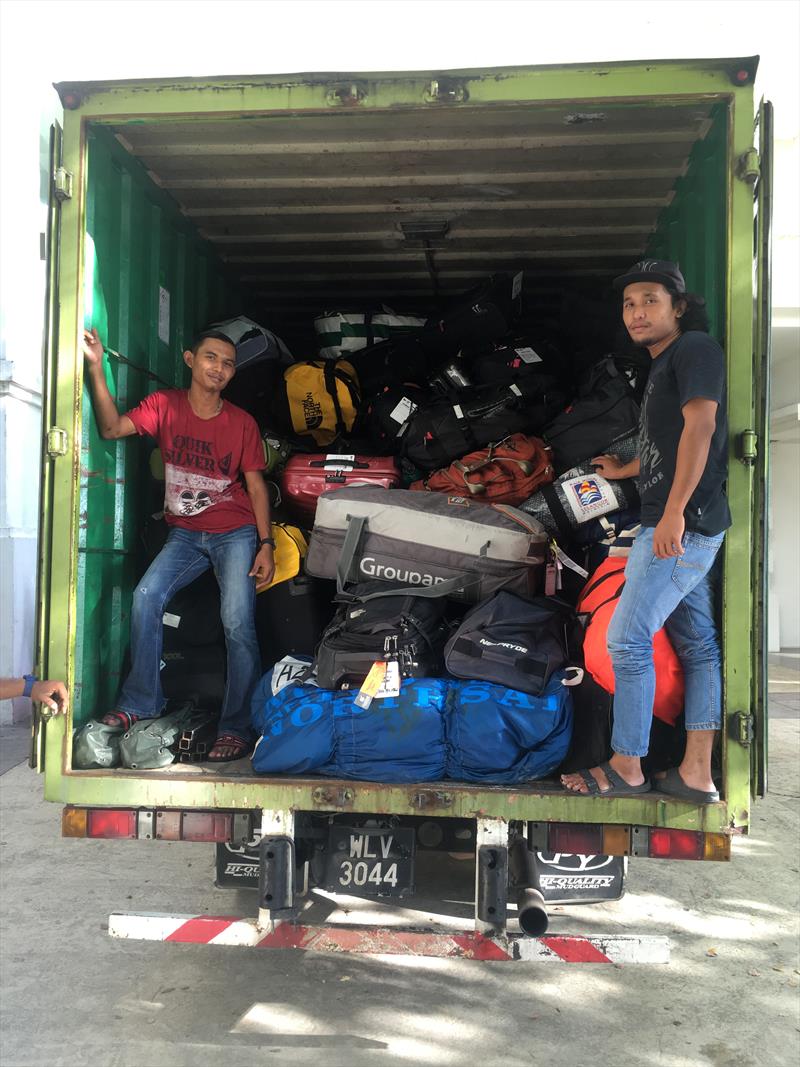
[322, 361, 347, 437]
[618, 477, 640, 510]
[578, 571, 626, 625]
[452, 637, 548, 679]
[540, 483, 575, 542]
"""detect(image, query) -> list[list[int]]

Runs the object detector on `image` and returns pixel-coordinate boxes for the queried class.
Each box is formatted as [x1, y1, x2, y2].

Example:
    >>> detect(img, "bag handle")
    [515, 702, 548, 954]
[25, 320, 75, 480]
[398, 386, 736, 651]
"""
[335, 513, 475, 601]
[451, 637, 549, 680]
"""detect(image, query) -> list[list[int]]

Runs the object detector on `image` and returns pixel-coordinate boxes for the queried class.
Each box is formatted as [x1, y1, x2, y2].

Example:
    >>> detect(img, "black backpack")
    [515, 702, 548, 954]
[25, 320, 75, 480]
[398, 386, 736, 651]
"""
[444, 591, 575, 696]
[363, 383, 434, 454]
[314, 582, 452, 689]
[402, 378, 566, 471]
[420, 274, 521, 360]
[543, 357, 640, 474]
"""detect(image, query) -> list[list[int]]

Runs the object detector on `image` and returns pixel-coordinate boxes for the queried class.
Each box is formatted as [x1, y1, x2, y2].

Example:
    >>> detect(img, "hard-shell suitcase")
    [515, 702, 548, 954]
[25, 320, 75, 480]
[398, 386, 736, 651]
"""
[305, 486, 549, 604]
[279, 453, 401, 522]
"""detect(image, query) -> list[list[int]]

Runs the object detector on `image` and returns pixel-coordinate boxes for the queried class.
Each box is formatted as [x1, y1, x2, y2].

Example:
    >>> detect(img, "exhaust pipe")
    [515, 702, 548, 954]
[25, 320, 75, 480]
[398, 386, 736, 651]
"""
[516, 887, 549, 937]
[509, 836, 549, 936]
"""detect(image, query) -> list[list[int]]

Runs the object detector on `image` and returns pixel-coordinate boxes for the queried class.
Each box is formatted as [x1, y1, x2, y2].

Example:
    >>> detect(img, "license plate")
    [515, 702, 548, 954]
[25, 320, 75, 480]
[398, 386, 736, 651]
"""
[531, 851, 625, 904]
[323, 826, 415, 897]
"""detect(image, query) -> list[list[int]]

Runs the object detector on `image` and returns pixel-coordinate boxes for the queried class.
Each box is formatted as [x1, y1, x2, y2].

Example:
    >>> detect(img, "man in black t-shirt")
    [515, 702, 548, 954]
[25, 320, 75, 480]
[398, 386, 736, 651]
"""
[562, 260, 730, 804]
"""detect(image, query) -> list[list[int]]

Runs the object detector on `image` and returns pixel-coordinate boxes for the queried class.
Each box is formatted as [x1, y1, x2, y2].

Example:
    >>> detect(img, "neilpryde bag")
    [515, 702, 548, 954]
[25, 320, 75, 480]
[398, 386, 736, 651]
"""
[314, 581, 451, 689]
[305, 486, 550, 604]
[314, 309, 426, 361]
[410, 434, 555, 506]
[277, 360, 360, 446]
[519, 434, 640, 541]
[444, 592, 574, 696]
[402, 378, 566, 471]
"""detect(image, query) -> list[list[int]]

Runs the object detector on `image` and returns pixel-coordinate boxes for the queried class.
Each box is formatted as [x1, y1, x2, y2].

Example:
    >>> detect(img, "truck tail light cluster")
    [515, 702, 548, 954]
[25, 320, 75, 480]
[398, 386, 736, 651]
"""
[545, 822, 730, 862]
[62, 806, 235, 842]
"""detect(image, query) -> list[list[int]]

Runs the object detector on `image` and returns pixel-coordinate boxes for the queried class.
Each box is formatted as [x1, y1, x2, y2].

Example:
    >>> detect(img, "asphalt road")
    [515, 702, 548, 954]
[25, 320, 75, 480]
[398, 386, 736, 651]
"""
[1, 693, 798, 1067]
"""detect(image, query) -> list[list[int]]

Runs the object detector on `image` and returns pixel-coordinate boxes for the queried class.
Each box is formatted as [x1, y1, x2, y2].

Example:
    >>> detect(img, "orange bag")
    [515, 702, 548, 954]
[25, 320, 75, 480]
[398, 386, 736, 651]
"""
[409, 434, 554, 506]
[576, 557, 684, 726]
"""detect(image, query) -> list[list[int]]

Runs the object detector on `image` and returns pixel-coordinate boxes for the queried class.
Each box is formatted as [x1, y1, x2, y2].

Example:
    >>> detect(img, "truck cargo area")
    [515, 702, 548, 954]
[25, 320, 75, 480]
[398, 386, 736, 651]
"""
[39, 61, 768, 833]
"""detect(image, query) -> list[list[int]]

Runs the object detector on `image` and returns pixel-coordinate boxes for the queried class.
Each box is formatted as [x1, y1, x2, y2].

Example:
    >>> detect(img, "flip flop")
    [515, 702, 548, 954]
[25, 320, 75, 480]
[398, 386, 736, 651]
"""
[565, 761, 651, 797]
[207, 733, 254, 763]
[656, 767, 719, 804]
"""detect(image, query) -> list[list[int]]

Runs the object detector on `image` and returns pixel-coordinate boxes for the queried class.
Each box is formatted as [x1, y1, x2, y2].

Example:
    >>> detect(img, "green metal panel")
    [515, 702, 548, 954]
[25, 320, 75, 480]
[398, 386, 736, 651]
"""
[646, 102, 728, 340]
[75, 125, 242, 724]
[40, 59, 763, 832]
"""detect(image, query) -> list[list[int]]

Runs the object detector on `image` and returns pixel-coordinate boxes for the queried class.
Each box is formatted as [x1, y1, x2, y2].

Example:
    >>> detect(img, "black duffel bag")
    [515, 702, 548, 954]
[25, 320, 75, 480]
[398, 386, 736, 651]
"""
[363, 383, 434, 454]
[346, 335, 431, 398]
[444, 591, 576, 696]
[469, 337, 561, 387]
[543, 357, 640, 474]
[420, 273, 522, 360]
[314, 581, 452, 690]
[402, 378, 566, 471]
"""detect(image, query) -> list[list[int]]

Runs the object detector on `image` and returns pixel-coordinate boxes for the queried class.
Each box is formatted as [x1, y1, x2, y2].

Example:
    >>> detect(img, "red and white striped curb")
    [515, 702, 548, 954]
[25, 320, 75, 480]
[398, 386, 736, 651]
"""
[108, 913, 669, 963]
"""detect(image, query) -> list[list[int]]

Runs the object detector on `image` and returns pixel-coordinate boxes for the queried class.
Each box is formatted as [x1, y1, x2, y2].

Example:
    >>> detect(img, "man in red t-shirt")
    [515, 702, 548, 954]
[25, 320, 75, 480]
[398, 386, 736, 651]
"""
[83, 326, 274, 761]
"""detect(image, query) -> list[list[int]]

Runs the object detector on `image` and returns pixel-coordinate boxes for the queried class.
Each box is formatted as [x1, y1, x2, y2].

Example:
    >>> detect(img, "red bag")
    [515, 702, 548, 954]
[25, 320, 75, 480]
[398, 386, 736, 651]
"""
[409, 434, 554, 505]
[576, 557, 684, 726]
[280, 453, 400, 522]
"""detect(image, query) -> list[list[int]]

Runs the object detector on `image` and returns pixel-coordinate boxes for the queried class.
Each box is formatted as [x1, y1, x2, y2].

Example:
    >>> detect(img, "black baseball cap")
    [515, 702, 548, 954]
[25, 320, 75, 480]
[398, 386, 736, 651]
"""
[613, 259, 686, 294]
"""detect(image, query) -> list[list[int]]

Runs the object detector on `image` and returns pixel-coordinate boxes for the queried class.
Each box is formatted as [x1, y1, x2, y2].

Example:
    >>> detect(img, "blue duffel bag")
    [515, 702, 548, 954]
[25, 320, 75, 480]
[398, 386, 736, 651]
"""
[252, 669, 447, 781]
[445, 672, 573, 784]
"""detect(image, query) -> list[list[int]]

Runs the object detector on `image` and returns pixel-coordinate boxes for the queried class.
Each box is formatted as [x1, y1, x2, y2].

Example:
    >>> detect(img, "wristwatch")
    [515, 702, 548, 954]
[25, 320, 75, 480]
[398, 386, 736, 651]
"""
[23, 674, 38, 698]
[260, 536, 276, 549]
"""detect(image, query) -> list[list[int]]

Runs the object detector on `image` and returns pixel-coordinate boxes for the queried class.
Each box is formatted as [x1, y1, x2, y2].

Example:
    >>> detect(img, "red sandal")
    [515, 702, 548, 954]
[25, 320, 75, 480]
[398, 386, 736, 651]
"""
[101, 711, 139, 730]
[207, 733, 254, 762]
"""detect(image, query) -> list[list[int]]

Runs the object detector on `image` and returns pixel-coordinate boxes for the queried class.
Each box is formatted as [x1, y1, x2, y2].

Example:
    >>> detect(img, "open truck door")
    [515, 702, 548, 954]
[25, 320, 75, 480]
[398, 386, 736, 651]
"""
[32, 120, 67, 772]
[750, 99, 773, 799]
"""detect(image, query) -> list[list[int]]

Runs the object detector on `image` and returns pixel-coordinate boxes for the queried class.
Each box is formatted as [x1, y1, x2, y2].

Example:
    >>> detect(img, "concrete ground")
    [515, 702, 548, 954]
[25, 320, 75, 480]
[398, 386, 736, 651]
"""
[1, 674, 798, 1067]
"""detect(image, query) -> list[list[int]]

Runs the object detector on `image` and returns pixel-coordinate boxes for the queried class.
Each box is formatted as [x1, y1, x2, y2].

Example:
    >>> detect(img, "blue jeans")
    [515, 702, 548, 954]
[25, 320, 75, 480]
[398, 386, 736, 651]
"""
[607, 526, 725, 758]
[117, 525, 261, 741]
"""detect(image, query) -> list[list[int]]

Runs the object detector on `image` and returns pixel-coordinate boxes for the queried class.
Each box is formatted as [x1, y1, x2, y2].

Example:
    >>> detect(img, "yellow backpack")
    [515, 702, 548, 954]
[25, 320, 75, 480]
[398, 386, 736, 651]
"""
[281, 360, 360, 446]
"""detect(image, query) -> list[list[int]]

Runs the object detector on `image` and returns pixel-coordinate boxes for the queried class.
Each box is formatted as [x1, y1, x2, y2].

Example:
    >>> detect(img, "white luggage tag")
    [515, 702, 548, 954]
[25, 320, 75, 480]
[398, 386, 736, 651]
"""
[374, 635, 401, 699]
[515, 346, 542, 364]
[324, 453, 356, 470]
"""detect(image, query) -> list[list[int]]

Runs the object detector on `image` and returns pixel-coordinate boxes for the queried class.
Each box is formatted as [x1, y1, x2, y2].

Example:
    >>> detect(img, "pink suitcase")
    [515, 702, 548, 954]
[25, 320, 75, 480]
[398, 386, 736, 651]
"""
[280, 452, 401, 522]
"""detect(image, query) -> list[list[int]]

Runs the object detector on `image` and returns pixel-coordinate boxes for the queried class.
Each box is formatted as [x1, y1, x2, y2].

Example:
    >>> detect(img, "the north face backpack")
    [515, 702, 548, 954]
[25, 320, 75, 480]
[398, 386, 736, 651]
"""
[410, 434, 555, 506]
[275, 360, 361, 446]
[314, 581, 452, 689]
[444, 591, 576, 696]
[576, 557, 684, 725]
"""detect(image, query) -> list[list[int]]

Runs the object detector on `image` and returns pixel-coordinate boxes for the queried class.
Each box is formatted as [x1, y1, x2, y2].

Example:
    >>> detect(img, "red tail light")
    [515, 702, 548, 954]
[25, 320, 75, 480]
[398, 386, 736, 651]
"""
[648, 828, 704, 860]
[549, 823, 604, 855]
[86, 810, 137, 839]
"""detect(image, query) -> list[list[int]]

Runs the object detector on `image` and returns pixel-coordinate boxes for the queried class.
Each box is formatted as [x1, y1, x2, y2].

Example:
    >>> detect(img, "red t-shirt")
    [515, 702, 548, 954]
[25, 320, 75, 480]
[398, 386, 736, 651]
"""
[126, 389, 265, 533]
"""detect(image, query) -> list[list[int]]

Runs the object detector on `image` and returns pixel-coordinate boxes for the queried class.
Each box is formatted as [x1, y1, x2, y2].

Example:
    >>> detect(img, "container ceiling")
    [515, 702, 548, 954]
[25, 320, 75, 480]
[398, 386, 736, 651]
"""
[110, 100, 715, 315]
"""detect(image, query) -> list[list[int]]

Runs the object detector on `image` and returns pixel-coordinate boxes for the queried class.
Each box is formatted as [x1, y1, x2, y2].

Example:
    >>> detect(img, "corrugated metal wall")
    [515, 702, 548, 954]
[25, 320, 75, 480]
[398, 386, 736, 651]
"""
[76, 125, 241, 720]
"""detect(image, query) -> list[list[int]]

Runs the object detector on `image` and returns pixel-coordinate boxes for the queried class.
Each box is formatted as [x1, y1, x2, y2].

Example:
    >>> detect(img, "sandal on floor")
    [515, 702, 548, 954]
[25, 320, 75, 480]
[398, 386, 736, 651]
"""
[565, 761, 651, 797]
[656, 767, 719, 804]
[101, 711, 139, 730]
[207, 733, 254, 763]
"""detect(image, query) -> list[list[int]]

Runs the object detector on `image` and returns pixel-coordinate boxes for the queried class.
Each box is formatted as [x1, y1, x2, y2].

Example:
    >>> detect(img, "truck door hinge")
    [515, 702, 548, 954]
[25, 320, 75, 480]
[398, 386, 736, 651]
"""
[53, 166, 73, 202]
[424, 78, 468, 104]
[730, 712, 755, 746]
[46, 426, 69, 458]
[736, 149, 760, 184]
[737, 429, 758, 465]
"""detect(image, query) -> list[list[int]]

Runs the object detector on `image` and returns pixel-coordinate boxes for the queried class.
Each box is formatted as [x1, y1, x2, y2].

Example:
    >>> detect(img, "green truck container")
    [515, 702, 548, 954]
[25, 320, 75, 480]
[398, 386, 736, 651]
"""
[35, 56, 772, 941]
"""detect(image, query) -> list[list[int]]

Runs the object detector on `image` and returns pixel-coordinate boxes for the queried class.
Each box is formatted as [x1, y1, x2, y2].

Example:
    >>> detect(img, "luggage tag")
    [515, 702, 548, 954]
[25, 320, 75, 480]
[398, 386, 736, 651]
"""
[374, 635, 401, 699]
[545, 541, 559, 595]
[354, 661, 387, 709]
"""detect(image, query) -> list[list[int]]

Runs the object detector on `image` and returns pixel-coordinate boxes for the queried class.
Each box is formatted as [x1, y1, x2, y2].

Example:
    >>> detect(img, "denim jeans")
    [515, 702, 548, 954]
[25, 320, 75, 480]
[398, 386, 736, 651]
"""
[607, 526, 725, 758]
[117, 525, 260, 741]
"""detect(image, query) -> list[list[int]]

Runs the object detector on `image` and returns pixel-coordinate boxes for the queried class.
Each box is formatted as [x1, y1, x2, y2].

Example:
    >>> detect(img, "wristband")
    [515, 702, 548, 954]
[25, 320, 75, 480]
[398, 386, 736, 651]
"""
[260, 537, 276, 549]
[23, 674, 38, 698]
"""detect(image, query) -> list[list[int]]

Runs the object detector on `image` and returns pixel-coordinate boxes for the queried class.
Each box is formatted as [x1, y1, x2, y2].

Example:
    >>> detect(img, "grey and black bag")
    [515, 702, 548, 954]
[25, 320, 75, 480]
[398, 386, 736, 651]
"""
[305, 487, 550, 604]
[119, 704, 216, 770]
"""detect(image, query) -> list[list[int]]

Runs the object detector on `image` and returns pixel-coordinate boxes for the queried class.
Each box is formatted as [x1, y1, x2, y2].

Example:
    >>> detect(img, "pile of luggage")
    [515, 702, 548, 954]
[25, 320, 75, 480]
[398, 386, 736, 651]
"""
[75, 274, 689, 778]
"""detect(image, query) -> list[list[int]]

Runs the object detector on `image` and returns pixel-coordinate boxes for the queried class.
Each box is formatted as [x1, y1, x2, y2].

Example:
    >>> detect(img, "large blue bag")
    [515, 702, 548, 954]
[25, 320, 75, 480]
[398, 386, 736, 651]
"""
[252, 668, 447, 781]
[252, 660, 572, 782]
[445, 673, 573, 783]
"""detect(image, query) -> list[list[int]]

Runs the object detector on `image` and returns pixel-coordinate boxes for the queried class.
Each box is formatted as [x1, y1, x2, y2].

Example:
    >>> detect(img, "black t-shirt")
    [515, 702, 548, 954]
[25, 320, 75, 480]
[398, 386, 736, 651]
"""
[638, 331, 732, 536]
